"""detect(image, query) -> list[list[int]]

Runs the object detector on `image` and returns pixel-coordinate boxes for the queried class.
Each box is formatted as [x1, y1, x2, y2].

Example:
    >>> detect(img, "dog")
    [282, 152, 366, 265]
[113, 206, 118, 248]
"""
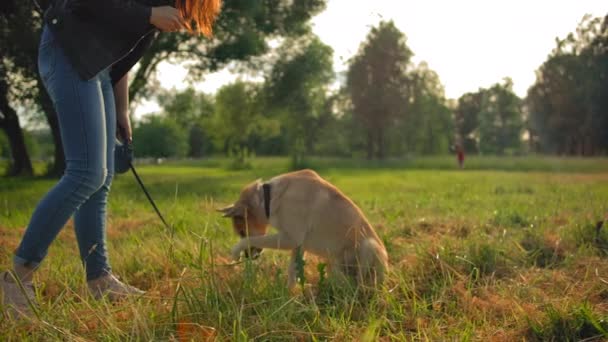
[218, 169, 388, 289]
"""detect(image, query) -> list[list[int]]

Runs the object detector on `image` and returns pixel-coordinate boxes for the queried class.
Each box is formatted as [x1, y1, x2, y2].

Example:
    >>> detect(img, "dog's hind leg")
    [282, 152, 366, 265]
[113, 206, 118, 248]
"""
[326, 250, 356, 286]
[287, 248, 300, 290]
[356, 239, 388, 287]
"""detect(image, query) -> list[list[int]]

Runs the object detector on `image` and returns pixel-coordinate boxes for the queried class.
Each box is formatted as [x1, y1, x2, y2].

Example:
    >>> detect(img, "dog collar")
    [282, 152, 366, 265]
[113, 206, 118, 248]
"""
[262, 183, 271, 219]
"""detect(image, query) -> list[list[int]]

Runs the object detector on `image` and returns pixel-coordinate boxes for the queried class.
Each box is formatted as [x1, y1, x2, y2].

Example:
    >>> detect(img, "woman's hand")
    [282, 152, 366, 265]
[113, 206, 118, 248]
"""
[150, 6, 187, 32]
[117, 112, 132, 144]
[113, 73, 132, 144]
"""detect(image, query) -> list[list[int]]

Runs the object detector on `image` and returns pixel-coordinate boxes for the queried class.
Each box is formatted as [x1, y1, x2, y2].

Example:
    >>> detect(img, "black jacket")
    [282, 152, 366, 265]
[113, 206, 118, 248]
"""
[43, 0, 170, 84]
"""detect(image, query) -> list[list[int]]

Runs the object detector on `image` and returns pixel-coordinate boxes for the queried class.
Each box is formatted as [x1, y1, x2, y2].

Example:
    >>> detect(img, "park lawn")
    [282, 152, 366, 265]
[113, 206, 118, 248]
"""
[1, 156, 608, 340]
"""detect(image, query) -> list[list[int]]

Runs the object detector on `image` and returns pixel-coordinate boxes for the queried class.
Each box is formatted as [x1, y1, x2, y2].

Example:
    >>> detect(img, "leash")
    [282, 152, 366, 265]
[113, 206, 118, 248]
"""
[118, 122, 259, 267]
[116, 124, 173, 234]
[128, 162, 174, 234]
[127, 161, 262, 267]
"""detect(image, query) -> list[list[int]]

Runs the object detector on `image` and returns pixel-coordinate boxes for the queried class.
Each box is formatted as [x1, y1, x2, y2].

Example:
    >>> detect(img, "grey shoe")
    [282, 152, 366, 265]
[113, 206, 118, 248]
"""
[0, 271, 36, 319]
[87, 273, 145, 301]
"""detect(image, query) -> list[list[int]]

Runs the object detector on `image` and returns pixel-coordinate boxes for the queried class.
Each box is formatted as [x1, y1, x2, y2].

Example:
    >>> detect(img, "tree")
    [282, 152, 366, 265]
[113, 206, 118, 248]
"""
[312, 91, 354, 157]
[211, 81, 279, 165]
[527, 15, 608, 155]
[455, 91, 483, 153]
[1, 0, 66, 176]
[129, 0, 328, 105]
[346, 21, 412, 159]
[454, 79, 524, 155]
[0, 76, 33, 176]
[478, 79, 523, 155]
[0, 1, 37, 176]
[398, 62, 453, 155]
[527, 53, 587, 154]
[188, 123, 208, 157]
[132, 115, 187, 158]
[264, 34, 334, 166]
[158, 88, 215, 157]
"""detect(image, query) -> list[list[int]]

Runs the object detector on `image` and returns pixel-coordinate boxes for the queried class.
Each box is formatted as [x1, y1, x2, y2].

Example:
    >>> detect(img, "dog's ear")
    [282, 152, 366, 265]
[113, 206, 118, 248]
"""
[217, 204, 242, 218]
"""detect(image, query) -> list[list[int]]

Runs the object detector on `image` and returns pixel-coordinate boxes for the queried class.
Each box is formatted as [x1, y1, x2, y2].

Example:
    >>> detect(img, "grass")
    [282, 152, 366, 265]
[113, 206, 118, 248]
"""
[1, 156, 608, 340]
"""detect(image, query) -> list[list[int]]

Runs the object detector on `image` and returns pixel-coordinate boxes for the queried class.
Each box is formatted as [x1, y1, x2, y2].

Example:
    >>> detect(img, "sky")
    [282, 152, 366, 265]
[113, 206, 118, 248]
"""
[135, 0, 606, 117]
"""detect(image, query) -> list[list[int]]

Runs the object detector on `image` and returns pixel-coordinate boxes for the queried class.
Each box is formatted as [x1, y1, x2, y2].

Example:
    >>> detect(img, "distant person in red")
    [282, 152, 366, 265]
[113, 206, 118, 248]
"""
[456, 145, 465, 169]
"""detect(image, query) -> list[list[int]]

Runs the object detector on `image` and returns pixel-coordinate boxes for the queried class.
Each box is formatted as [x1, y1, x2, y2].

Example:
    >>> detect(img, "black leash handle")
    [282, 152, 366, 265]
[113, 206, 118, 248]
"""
[128, 162, 174, 234]
[116, 121, 173, 233]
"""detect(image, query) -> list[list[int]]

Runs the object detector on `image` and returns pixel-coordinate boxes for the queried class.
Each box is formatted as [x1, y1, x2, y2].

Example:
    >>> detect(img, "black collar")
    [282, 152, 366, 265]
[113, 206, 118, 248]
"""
[262, 183, 271, 219]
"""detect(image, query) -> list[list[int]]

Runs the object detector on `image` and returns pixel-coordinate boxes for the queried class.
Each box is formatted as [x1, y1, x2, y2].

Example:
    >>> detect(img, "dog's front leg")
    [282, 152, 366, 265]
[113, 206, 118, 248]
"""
[231, 233, 298, 260]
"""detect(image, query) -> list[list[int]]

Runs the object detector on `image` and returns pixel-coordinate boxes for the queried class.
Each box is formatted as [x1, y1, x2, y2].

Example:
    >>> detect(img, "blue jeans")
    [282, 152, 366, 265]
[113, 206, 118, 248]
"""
[14, 26, 116, 281]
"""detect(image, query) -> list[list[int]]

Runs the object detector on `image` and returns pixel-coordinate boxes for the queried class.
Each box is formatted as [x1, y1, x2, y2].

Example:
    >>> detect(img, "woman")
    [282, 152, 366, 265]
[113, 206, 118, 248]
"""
[1, 0, 221, 317]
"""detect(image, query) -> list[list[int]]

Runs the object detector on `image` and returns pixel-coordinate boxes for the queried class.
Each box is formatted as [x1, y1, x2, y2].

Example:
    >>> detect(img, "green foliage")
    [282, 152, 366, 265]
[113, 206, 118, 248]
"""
[27, 129, 55, 161]
[227, 147, 253, 170]
[527, 15, 608, 156]
[265, 34, 334, 162]
[133, 115, 187, 158]
[313, 118, 353, 157]
[346, 22, 454, 158]
[2, 0, 329, 178]
[22, 130, 39, 160]
[347, 21, 413, 159]
[211, 81, 280, 164]
[188, 122, 209, 158]
[158, 88, 216, 158]
[1, 1, 63, 176]
[288, 136, 311, 170]
[159, 88, 211, 131]
[0, 0, 42, 101]
[455, 79, 524, 155]
[478, 78, 524, 155]
[129, 0, 328, 102]
[455, 92, 483, 153]
[398, 62, 453, 155]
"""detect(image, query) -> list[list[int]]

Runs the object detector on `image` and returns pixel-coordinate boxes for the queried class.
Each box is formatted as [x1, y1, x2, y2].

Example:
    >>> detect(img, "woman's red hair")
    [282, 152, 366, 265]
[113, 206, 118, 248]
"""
[176, 0, 222, 37]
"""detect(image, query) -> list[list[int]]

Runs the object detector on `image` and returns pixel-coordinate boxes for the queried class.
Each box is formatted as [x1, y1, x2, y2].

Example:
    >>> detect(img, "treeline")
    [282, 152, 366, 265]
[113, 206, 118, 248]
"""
[1, 2, 607, 176]
[527, 15, 608, 155]
[129, 15, 608, 164]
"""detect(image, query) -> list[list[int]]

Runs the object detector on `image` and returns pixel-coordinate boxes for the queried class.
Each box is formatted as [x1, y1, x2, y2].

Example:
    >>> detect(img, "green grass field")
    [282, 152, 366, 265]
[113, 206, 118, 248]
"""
[1, 156, 608, 341]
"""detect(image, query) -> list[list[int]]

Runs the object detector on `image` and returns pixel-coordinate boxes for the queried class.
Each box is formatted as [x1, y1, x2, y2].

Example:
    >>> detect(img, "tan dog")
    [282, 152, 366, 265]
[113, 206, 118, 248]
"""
[218, 169, 388, 289]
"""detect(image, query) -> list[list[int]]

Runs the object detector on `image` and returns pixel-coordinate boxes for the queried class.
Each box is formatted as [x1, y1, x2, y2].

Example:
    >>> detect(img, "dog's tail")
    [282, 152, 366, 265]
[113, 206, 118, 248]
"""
[357, 238, 389, 287]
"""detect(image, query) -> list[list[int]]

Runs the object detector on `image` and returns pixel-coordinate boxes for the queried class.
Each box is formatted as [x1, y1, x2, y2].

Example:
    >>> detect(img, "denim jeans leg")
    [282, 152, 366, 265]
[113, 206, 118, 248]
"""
[13, 26, 109, 270]
[73, 70, 117, 281]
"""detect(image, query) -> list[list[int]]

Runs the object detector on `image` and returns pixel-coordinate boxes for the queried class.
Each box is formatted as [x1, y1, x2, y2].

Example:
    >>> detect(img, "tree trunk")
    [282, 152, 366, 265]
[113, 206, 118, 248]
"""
[0, 79, 33, 176]
[38, 81, 65, 177]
